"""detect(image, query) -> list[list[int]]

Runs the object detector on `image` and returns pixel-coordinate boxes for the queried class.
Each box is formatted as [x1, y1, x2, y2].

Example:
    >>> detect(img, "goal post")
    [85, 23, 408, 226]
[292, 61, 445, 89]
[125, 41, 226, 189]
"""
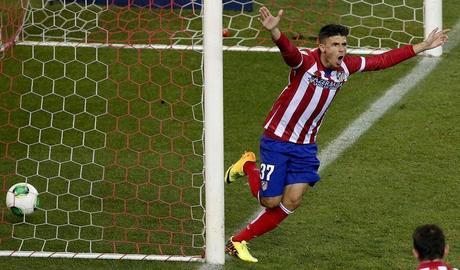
[424, 0, 443, 57]
[203, 0, 225, 265]
[0, 0, 444, 266]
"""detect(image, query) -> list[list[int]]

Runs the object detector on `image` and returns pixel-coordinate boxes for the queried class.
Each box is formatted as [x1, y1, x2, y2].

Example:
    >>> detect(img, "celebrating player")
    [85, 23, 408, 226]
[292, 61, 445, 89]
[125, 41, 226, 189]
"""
[224, 6, 449, 263]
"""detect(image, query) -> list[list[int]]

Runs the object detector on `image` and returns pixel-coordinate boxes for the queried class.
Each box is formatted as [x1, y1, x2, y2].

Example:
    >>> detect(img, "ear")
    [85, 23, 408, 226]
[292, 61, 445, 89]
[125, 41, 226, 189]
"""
[412, 248, 420, 260]
[444, 244, 449, 257]
[319, 43, 326, 53]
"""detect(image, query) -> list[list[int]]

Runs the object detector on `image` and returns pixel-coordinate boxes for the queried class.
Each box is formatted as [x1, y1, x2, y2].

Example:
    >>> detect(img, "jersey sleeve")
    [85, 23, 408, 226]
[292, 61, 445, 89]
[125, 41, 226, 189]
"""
[274, 32, 304, 68]
[345, 45, 416, 74]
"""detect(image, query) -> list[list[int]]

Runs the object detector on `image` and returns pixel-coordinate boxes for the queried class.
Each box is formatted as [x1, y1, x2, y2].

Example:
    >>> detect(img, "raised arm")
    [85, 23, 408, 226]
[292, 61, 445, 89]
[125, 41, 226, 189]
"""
[259, 6, 303, 68]
[360, 28, 450, 72]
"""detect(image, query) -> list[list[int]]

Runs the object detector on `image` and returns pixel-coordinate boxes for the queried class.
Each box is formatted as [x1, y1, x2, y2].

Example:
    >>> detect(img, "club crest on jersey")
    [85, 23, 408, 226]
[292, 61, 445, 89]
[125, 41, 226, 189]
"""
[261, 180, 268, 191]
[332, 71, 348, 82]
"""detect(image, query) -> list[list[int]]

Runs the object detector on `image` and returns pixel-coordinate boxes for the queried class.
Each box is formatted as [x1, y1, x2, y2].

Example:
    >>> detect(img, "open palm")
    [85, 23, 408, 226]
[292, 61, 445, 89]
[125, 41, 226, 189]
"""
[259, 6, 283, 31]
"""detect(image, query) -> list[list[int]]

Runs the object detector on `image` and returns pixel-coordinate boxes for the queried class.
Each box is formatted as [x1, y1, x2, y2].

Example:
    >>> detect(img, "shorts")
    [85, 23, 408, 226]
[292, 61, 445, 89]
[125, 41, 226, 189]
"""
[259, 135, 321, 197]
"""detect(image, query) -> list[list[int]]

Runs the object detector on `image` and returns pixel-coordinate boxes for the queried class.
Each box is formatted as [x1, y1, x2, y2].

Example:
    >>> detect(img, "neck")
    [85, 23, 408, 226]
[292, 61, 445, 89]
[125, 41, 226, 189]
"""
[419, 259, 444, 264]
[319, 52, 333, 69]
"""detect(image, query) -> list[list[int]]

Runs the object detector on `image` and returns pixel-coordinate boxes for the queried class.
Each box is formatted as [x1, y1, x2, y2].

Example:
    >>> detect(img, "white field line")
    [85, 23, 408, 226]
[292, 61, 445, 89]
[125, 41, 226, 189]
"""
[199, 20, 460, 269]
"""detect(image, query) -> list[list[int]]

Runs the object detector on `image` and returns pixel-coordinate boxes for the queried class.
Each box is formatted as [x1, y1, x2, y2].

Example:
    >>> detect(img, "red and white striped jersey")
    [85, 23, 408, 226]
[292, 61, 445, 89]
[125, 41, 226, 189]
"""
[263, 33, 416, 144]
[416, 260, 457, 270]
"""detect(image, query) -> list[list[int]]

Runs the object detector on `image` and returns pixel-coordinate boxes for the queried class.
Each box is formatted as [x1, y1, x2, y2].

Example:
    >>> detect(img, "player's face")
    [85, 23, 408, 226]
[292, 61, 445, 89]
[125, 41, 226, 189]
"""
[319, 35, 347, 68]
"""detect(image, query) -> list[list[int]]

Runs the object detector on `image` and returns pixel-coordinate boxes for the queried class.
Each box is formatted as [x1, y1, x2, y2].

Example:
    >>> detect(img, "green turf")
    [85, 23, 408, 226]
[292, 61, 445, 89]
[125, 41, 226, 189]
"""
[1, 0, 459, 269]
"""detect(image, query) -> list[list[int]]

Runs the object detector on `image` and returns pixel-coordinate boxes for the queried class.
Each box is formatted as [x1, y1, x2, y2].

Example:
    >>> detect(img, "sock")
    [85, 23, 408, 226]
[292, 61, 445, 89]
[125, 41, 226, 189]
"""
[243, 161, 260, 199]
[233, 203, 292, 242]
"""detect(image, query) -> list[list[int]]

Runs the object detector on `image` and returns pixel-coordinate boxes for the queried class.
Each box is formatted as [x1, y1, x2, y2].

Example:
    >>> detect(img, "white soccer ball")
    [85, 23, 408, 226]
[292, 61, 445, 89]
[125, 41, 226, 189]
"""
[5, 183, 39, 216]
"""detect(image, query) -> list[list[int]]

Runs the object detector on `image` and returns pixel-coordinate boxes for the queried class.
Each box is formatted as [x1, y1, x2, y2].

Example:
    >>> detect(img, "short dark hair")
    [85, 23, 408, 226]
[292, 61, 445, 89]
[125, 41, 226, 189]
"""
[318, 24, 349, 43]
[413, 224, 446, 261]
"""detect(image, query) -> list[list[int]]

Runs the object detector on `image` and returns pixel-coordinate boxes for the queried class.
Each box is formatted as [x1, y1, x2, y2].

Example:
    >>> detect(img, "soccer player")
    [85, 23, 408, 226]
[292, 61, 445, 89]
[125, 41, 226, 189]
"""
[413, 224, 457, 270]
[224, 6, 450, 263]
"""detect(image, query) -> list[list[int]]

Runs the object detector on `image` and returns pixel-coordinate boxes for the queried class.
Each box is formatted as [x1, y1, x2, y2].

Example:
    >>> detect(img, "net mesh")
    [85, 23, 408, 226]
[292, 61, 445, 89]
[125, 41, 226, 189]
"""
[222, 0, 423, 50]
[0, 0, 424, 259]
[1, 0, 204, 257]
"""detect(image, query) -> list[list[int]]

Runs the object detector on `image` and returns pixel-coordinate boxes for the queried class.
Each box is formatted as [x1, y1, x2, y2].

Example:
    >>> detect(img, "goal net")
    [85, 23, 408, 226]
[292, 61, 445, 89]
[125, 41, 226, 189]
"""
[0, 0, 439, 263]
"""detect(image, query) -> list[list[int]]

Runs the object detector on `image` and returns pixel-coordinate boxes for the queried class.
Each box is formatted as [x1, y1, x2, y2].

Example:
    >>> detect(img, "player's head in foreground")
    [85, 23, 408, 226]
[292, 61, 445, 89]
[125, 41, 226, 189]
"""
[318, 24, 349, 69]
[412, 224, 448, 261]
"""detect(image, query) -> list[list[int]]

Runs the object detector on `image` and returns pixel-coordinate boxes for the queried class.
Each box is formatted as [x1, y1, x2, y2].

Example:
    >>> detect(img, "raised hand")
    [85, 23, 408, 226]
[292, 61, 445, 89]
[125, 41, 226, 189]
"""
[424, 28, 450, 50]
[413, 27, 449, 54]
[258, 6, 283, 31]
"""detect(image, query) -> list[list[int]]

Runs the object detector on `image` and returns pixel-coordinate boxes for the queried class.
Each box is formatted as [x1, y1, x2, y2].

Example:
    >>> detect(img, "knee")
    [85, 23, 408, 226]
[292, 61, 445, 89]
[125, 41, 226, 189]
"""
[260, 197, 281, 209]
[282, 196, 303, 211]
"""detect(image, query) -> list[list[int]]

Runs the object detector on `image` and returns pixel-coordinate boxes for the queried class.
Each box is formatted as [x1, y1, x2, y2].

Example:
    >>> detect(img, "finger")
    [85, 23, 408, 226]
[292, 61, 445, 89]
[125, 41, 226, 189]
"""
[277, 9, 284, 19]
[259, 9, 268, 21]
[259, 13, 266, 22]
[260, 6, 270, 19]
[258, 6, 265, 18]
[258, 6, 265, 16]
[442, 36, 449, 43]
[427, 27, 438, 39]
[431, 28, 450, 38]
[434, 30, 449, 40]
[438, 29, 450, 41]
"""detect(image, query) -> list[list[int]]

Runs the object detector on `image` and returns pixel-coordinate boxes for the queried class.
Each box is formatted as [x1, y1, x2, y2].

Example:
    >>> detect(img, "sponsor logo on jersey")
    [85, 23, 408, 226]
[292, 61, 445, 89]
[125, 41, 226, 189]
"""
[309, 76, 344, 89]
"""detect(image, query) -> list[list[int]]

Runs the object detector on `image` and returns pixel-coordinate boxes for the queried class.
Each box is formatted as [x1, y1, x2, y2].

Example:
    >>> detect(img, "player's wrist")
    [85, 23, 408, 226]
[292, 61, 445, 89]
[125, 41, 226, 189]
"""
[271, 28, 281, 41]
[420, 41, 430, 50]
[413, 41, 429, 54]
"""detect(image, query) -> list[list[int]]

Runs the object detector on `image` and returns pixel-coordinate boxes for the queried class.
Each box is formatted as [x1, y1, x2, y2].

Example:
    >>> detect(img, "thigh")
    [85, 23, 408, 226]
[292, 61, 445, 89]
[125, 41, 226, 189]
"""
[259, 138, 289, 198]
[286, 144, 320, 186]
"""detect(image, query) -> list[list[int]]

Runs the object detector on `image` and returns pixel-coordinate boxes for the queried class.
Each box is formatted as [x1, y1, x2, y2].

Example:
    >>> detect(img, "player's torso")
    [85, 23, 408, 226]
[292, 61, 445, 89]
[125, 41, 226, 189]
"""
[264, 50, 351, 144]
